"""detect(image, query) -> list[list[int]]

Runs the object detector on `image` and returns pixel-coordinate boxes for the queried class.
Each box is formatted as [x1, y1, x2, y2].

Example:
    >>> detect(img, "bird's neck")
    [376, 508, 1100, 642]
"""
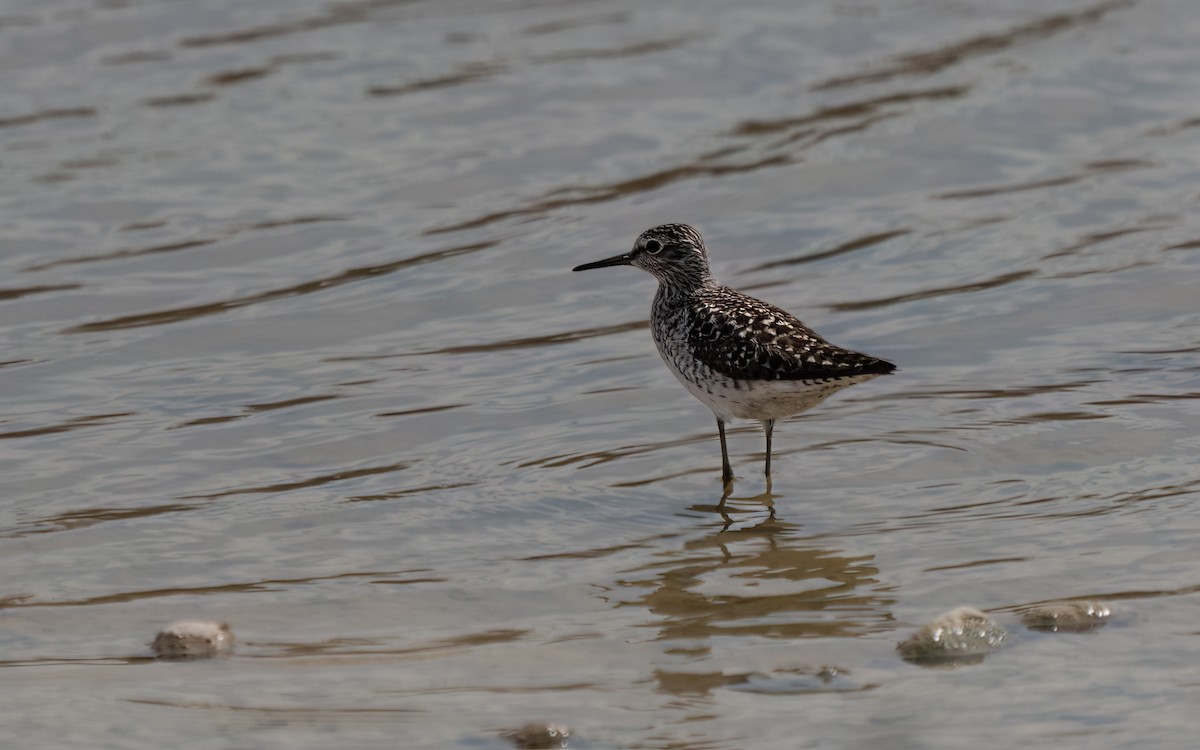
[653, 268, 718, 302]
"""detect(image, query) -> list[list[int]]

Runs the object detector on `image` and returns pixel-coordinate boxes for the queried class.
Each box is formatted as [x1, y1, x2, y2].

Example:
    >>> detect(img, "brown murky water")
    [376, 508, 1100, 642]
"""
[2, 0, 1199, 747]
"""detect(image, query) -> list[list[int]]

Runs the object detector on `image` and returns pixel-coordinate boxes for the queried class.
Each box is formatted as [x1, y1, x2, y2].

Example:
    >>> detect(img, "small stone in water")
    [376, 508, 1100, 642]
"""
[1021, 601, 1111, 633]
[152, 620, 234, 659]
[503, 722, 571, 749]
[897, 606, 1007, 666]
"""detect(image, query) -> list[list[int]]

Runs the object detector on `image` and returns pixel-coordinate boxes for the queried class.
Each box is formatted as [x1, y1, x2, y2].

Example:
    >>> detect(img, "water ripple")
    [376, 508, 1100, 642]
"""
[180, 462, 409, 500]
[367, 62, 506, 97]
[0, 107, 95, 129]
[828, 270, 1036, 312]
[0, 412, 133, 441]
[61, 239, 496, 332]
[25, 215, 342, 272]
[179, 0, 422, 48]
[1, 570, 435, 609]
[812, 0, 1131, 90]
[0, 283, 81, 300]
[421, 320, 646, 355]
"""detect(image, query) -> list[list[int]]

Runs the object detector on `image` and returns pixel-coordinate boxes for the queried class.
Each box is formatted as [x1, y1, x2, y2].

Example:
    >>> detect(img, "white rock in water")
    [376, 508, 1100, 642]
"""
[1021, 601, 1112, 633]
[897, 606, 1007, 666]
[152, 620, 234, 659]
[503, 722, 571, 749]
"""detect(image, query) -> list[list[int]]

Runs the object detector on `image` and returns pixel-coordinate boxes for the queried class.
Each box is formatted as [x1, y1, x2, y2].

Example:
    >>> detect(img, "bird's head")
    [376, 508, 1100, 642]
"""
[572, 223, 714, 290]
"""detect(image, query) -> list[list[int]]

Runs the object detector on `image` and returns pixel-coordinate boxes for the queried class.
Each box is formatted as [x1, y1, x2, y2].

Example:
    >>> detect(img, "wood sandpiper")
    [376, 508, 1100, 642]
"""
[573, 223, 895, 485]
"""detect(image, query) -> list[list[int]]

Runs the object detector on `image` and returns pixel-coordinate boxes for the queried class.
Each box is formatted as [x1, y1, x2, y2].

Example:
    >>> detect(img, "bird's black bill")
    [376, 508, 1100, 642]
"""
[572, 253, 633, 272]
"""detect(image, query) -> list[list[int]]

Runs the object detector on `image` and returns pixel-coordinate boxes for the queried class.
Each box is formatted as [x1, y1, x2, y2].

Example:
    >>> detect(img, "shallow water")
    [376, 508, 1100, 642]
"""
[2, 0, 1199, 747]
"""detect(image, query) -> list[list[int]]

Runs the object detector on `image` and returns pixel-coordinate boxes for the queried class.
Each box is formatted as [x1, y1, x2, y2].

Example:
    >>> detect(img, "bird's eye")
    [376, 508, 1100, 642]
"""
[643, 239, 663, 254]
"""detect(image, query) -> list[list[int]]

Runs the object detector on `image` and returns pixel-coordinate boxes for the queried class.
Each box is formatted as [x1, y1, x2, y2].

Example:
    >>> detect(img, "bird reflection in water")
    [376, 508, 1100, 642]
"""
[619, 507, 893, 650]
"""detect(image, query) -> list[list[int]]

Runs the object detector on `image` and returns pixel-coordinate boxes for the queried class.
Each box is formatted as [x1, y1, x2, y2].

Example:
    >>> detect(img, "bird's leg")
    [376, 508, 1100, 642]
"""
[762, 418, 775, 478]
[717, 417, 734, 486]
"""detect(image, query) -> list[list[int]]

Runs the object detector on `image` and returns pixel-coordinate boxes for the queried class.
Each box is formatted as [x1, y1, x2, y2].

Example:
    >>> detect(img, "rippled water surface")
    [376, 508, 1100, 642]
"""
[3, 0, 1200, 747]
